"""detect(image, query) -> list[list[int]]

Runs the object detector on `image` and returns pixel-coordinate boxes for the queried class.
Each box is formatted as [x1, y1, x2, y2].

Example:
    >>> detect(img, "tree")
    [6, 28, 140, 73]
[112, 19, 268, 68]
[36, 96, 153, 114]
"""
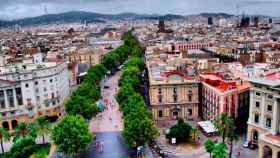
[212, 143, 227, 158]
[74, 82, 100, 101]
[166, 118, 192, 143]
[13, 122, 37, 142]
[124, 57, 145, 71]
[65, 95, 98, 120]
[119, 66, 141, 88]
[116, 85, 135, 106]
[204, 139, 215, 158]
[191, 127, 199, 142]
[214, 113, 231, 143]
[120, 93, 152, 119]
[51, 115, 92, 156]
[102, 52, 120, 70]
[35, 116, 50, 144]
[227, 118, 238, 158]
[0, 127, 10, 153]
[9, 136, 36, 158]
[123, 113, 158, 147]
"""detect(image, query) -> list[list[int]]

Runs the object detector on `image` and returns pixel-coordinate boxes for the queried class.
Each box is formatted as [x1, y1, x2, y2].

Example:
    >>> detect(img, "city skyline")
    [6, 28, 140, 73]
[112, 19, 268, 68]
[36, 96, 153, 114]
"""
[0, 0, 280, 20]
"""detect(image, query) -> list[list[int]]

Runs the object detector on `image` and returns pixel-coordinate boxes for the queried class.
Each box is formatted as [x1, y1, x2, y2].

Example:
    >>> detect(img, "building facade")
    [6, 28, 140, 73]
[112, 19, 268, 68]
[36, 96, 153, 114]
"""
[0, 61, 70, 131]
[247, 72, 280, 158]
[148, 70, 199, 126]
[200, 73, 250, 122]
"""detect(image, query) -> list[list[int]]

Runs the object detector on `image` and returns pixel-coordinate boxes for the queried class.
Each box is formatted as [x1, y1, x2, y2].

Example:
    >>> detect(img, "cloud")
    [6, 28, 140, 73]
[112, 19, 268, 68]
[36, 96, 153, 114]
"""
[0, 0, 279, 20]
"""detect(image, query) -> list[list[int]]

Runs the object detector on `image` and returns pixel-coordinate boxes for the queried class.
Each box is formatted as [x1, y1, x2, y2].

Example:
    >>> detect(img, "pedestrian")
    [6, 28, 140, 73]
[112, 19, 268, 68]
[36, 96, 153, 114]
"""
[100, 141, 104, 153]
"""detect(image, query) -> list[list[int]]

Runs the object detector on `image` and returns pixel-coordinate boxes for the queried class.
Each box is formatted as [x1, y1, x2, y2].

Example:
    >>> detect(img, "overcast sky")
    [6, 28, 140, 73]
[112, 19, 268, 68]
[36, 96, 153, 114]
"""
[0, 0, 279, 20]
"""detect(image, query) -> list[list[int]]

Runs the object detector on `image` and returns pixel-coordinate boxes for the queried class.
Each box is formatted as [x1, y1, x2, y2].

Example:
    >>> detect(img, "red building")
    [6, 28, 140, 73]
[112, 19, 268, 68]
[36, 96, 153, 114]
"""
[200, 73, 250, 121]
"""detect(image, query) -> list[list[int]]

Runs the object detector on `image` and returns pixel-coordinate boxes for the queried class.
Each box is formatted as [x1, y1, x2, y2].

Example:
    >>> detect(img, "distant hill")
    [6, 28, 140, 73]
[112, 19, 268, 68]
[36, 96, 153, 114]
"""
[0, 11, 184, 27]
[199, 13, 235, 18]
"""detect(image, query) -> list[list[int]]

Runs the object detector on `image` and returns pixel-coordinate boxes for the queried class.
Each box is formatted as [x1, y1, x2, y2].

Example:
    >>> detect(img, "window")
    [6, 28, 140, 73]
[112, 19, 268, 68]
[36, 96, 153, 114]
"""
[256, 92, 261, 96]
[256, 101, 260, 108]
[188, 109, 193, 116]
[188, 95, 192, 102]
[35, 88, 39, 93]
[44, 87, 47, 92]
[158, 110, 163, 117]
[254, 114, 259, 123]
[173, 95, 177, 102]
[15, 88, 23, 105]
[158, 88, 162, 94]
[35, 81, 38, 85]
[36, 96, 40, 101]
[50, 79, 53, 83]
[173, 87, 177, 94]
[0, 91, 5, 109]
[266, 117, 272, 128]
[267, 105, 272, 112]
[25, 83, 29, 88]
[6, 89, 14, 107]
[158, 95, 162, 103]
[267, 94, 273, 99]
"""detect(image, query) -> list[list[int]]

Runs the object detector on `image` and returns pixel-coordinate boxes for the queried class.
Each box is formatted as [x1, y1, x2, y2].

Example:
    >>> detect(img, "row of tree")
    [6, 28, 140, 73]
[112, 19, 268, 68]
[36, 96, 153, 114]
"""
[117, 56, 159, 147]
[50, 31, 144, 157]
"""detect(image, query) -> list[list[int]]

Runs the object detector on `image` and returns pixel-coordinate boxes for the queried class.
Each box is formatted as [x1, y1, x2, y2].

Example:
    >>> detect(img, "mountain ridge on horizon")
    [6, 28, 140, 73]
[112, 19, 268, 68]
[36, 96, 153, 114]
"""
[0, 10, 270, 27]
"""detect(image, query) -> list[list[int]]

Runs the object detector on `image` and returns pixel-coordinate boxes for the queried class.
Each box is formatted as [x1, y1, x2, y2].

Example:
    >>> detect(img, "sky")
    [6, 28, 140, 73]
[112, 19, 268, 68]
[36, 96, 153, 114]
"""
[0, 0, 279, 20]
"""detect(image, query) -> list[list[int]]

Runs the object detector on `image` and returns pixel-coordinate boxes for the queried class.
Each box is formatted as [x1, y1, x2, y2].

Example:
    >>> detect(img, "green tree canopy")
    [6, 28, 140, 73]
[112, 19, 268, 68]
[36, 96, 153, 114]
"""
[204, 139, 215, 158]
[65, 95, 98, 120]
[214, 113, 232, 143]
[116, 85, 135, 106]
[212, 142, 228, 158]
[166, 118, 192, 143]
[119, 66, 141, 88]
[13, 122, 37, 142]
[102, 52, 120, 70]
[74, 82, 100, 101]
[35, 116, 51, 144]
[9, 136, 36, 158]
[51, 115, 92, 156]
[123, 113, 158, 147]
[124, 57, 145, 71]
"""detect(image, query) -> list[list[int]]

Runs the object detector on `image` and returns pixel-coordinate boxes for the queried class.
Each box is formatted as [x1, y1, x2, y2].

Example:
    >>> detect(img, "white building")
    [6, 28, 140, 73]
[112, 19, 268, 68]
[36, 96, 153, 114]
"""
[0, 59, 70, 131]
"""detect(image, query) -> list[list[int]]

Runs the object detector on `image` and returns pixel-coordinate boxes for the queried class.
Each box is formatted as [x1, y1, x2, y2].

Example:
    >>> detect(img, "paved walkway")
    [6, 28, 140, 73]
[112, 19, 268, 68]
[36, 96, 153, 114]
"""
[89, 72, 123, 132]
[82, 71, 130, 158]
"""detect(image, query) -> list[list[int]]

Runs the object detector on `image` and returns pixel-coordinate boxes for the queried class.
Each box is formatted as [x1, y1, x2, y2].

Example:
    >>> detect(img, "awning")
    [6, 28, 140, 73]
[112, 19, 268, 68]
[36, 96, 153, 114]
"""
[197, 121, 217, 134]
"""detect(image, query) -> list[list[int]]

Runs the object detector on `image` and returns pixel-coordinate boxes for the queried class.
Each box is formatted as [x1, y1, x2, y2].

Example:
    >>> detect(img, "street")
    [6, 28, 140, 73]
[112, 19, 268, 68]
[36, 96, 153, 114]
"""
[82, 71, 129, 158]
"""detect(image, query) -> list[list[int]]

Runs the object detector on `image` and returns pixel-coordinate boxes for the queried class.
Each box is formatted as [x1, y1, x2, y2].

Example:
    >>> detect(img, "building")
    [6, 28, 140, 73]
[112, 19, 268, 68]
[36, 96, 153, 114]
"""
[0, 56, 70, 131]
[146, 44, 199, 127]
[200, 73, 250, 123]
[68, 48, 106, 66]
[247, 71, 280, 158]
[173, 42, 211, 52]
